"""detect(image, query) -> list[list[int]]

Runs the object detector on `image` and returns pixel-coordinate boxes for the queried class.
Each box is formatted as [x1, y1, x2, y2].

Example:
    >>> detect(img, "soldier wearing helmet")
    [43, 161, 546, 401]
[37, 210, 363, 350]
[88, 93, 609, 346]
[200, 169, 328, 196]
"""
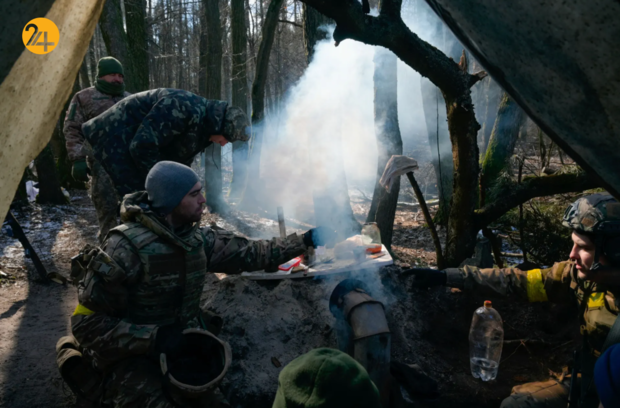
[404, 194, 620, 408]
[81, 88, 250, 198]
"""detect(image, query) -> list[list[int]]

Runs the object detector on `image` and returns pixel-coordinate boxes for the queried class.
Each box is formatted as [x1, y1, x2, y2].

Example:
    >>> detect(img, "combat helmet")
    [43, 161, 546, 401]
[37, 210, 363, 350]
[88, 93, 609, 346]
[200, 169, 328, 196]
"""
[160, 328, 232, 402]
[222, 106, 250, 142]
[562, 193, 620, 268]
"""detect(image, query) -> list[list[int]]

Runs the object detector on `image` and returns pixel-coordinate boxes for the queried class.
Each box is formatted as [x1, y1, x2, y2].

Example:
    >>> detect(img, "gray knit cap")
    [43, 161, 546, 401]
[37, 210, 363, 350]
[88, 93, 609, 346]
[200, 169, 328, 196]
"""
[145, 161, 199, 215]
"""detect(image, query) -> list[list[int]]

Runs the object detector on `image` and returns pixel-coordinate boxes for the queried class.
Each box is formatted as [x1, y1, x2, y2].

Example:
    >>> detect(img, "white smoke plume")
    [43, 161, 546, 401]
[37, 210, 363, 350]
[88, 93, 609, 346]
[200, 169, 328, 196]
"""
[226, 0, 466, 228]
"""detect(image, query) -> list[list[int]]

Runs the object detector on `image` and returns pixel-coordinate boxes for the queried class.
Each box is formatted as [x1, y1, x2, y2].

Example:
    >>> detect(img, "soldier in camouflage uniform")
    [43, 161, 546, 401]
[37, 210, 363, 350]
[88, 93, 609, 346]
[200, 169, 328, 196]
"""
[405, 194, 620, 408]
[64, 161, 329, 407]
[64, 57, 131, 243]
[81, 88, 250, 198]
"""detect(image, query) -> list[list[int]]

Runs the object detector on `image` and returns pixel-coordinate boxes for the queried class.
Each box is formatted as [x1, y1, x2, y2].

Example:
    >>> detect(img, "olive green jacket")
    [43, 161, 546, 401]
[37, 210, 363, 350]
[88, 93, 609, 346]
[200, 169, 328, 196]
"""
[71, 191, 307, 370]
[446, 262, 620, 352]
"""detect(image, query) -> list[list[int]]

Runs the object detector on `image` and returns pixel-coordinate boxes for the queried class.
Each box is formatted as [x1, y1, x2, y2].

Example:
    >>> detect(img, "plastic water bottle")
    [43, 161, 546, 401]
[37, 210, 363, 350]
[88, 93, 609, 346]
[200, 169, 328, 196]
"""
[469, 300, 503, 381]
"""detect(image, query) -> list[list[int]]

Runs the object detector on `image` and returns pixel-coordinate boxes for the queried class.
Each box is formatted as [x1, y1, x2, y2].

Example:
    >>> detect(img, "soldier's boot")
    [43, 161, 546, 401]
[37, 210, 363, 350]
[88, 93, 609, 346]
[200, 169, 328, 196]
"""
[56, 336, 102, 404]
[88, 159, 119, 243]
[499, 379, 569, 408]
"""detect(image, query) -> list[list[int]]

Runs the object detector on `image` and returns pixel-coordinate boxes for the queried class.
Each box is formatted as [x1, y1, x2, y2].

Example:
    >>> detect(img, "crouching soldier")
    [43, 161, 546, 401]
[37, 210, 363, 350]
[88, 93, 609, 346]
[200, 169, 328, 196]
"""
[57, 161, 331, 407]
[405, 194, 620, 408]
[81, 88, 250, 198]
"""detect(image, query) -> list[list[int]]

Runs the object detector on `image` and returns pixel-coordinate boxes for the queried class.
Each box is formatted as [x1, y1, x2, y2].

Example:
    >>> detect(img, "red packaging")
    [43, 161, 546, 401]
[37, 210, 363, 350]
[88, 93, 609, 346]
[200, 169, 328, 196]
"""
[278, 257, 302, 272]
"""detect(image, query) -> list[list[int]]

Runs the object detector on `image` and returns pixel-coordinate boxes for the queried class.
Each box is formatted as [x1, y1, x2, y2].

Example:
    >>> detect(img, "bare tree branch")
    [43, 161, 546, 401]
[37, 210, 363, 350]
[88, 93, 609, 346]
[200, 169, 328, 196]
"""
[380, 0, 402, 17]
[278, 19, 303, 28]
[474, 172, 600, 228]
[299, 0, 480, 98]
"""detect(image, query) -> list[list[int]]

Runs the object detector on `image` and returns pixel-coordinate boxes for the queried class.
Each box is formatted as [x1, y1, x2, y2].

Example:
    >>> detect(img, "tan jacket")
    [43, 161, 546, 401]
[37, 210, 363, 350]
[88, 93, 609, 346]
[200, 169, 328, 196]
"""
[63, 86, 130, 162]
[446, 261, 620, 353]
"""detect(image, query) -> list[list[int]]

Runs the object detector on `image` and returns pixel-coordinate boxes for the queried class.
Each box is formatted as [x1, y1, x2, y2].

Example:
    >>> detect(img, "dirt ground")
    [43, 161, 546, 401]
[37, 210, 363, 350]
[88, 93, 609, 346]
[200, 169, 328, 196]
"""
[0, 190, 578, 407]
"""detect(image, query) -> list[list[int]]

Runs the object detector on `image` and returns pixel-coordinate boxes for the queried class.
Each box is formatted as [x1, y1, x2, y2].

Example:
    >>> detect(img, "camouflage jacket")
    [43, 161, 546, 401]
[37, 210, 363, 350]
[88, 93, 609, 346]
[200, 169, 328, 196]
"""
[81, 88, 228, 196]
[71, 191, 307, 370]
[446, 262, 620, 353]
[63, 86, 130, 162]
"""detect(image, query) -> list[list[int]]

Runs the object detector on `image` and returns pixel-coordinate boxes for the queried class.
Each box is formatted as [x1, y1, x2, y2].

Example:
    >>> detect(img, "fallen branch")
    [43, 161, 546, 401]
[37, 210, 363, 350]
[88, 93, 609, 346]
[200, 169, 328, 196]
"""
[406, 172, 445, 269]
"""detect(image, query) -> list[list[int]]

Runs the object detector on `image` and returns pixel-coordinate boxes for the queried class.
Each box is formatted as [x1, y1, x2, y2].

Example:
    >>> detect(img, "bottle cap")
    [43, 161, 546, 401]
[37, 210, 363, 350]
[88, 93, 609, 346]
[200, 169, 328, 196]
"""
[484, 300, 492, 308]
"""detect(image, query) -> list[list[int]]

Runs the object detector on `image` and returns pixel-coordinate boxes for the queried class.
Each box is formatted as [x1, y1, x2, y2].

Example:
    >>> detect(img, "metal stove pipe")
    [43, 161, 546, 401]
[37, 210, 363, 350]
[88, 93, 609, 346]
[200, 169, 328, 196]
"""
[329, 279, 391, 407]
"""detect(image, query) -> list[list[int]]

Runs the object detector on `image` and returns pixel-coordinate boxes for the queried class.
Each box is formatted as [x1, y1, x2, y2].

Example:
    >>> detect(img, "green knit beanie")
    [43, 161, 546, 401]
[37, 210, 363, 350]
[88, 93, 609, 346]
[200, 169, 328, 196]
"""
[272, 348, 381, 408]
[97, 57, 124, 77]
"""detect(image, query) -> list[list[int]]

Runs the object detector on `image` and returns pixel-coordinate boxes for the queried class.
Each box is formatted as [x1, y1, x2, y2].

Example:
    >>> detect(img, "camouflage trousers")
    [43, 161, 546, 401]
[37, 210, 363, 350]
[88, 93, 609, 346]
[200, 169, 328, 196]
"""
[86, 157, 119, 243]
[500, 379, 569, 408]
[101, 358, 229, 408]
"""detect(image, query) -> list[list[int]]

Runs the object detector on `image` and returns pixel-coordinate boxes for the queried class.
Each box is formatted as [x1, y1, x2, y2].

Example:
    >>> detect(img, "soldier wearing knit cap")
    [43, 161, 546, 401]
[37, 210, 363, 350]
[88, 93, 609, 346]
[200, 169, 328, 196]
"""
[63, 56, 131, 243]
[62, 161, 335, 407]
[273, 348, 381, 408]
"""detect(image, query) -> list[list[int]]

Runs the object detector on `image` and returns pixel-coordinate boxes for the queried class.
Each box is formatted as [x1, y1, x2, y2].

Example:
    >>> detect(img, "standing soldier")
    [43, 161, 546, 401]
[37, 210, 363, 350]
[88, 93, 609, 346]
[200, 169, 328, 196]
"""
[56, 161, 332, 407]
[64, 56, 131, 243]
[405, 194, 620, 408]
[81, 88, 250, 198]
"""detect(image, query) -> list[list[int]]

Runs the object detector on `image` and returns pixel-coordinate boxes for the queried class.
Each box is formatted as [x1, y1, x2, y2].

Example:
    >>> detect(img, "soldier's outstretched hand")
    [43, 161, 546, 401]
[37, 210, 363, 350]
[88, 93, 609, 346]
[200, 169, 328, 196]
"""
[402, 268, 447, 289]
[303, 226, 336, 248]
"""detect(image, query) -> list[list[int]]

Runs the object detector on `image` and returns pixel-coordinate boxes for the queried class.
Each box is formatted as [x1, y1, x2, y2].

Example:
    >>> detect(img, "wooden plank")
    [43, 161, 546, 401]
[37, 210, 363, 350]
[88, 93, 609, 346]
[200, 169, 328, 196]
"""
[277, 206, 286, 238]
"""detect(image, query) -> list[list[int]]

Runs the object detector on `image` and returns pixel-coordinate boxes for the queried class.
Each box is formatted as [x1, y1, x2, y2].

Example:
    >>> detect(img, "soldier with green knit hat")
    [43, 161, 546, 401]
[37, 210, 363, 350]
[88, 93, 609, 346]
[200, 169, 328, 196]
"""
[273, 348, 381, 408]
[64, 56, 131, 243]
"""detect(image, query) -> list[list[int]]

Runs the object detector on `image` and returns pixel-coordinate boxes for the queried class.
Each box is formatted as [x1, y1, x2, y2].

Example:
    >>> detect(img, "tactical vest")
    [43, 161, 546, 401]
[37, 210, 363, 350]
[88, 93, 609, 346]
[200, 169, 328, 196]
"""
[111, 222, 207, 326]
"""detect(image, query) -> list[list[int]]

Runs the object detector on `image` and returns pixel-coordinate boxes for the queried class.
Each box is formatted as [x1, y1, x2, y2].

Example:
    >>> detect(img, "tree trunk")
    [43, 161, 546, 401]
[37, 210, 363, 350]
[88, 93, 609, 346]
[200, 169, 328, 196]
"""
[124, 0, 150, 91]
[240, 0, 286, 209]
[302, 3, 332, 62]
[480, 77, 503, 154]
[420, 77, 453, 224]
[79, 55, 91, 89]
[480, 92, 526, 205]
[99, 0, 140, 93]
[367, 47, 403, 251]
[35, 143, 66, 205]
[199, 0, 226, 212]
[419, 21, 460, 225]
[229, 0, 249, 201]
[442, 55, 481, 267]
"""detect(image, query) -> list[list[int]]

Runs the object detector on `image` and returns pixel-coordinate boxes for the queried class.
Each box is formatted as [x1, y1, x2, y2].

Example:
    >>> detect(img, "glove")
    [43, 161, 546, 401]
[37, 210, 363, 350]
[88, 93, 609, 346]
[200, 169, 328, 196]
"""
[303, 226, 336, 248]
[402, 268, 447, 288]
[153, 323, 187, 358]
[71, 159, 89, 183]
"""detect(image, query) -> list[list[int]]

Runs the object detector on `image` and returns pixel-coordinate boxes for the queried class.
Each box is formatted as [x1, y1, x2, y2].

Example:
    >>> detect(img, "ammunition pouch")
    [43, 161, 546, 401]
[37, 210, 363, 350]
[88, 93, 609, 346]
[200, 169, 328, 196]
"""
[71, 244, 129, 314]
[71, 244, 126, 286]
[56, 336, 102, 402]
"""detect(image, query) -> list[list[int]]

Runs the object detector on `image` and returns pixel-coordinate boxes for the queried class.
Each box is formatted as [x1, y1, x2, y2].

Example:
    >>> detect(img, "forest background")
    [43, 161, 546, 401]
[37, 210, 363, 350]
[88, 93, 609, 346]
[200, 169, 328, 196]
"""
[26, 0, 599, 269]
